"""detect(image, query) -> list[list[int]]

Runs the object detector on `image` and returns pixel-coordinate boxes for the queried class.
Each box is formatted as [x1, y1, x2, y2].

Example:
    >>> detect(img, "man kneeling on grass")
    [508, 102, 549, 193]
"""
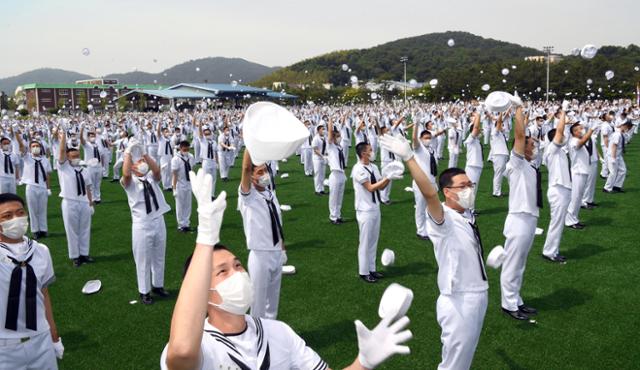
[161, 169, 412, 370]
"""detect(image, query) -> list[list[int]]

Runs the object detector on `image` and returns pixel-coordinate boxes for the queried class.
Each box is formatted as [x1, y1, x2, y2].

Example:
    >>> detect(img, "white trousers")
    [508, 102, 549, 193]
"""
[448, 151, 459, 169]
[132, 217, 167, 294]
[88, 166, 102, 201]
[101, 152, 111, 177]
[160, 157, 172, 190]
[341, 141, 350, 167]
[542, 186, 571, 258]
[582, 162, 598, 205]
[201, 159, 218, 197]
[491, 155, 508, 196]
[248, 250, 283, 320]
[356, 210, 380, 275]
[0, 331, 57, 370]
[413, 181, 428, 237]
[193, 139, 201, 163]
[0, 178, 16, 194]
[437, 291, 488, 370]
[26, 185, 48, 233]
[501, 213, 537, 311]
[302, 148, 313, 176]
[565, 173, 587, 226]
[218, 151, 232, 178]
[112, 154, 123, 180]
[604, 157, 626, 191]
[61, 199, 92, 259]
[437, 137, 445, 159]
[313, 158, 326, 193]
[599, 148, 609, 177]
[380, 160, 393, 202]
[175, 186, 192, 228]
[328, 170, 346, 221]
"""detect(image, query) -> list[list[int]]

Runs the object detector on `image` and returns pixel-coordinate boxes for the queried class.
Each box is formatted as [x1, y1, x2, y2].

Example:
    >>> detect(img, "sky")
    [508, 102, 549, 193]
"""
[1, 0, 638, 79]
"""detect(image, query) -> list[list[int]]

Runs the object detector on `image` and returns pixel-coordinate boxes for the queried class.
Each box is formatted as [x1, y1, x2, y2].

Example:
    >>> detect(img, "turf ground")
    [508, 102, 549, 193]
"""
[28, 140, 639, 370]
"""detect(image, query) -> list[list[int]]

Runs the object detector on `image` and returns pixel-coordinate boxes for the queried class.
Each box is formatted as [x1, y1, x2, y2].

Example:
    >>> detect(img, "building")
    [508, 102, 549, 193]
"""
[15, 80, 163, 113]
[120, 83, 297, 110]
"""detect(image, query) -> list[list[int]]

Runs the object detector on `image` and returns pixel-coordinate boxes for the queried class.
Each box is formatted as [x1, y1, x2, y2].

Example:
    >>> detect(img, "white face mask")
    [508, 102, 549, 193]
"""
[257, 173, 271, 187]
[2, 144, 10, 152]
[0, 216, 28, 240]
[208, 271, 254, 315]
[421, 139, 431, 147]
[31, 147, 41, 156]
[89, 137, 96, 143]
[368, 151, 375, 161]
[70, 158, 81, 167]
[136, 162, 149, 175]
[530, 146, 539, 160]
[455, 187, 475, 210]
[205, 134, 212, 140]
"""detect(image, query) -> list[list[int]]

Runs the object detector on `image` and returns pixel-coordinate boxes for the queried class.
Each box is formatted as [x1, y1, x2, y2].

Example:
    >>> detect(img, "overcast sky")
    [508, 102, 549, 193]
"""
[1, 0, 638, 78]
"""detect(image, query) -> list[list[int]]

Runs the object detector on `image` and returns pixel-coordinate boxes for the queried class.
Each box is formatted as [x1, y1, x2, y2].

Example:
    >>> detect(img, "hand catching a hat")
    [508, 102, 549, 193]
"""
[355, 315, 412, 369]
[190, 169, 227, 246]
[379, 134, 414, 162]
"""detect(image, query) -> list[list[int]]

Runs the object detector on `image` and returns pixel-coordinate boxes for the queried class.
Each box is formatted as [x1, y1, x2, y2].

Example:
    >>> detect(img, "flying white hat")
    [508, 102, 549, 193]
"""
[381, 248, 395, 266]
[378, 283, 413, 322]
[242, 102, 309, 166]
[484, 91, 513, 113]
[282, 265, 296, 275]
[581, 44, 598, 59]
[81, 280, 102, 295]
[486, 246, 506, 269]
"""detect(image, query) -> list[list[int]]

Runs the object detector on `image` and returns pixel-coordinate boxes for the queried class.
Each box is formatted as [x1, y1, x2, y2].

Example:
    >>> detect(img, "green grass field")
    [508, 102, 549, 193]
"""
[30, 141, 639, 370]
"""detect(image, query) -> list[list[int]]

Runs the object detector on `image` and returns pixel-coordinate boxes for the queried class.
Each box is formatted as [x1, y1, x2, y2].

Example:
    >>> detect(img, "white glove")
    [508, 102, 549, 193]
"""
[281, 250, 288, 265]
[381, 162, 404, 180]
[124, 138, 139, 154]
[17, 180, 22, 186]
[47, 189, 52, 196]
[323, 155, 329, 165]
[379, 134, 414, 161]
[509, 94, 523, 108]
[90, 206, 94, 215]
[562, 100, 571, 112]
[190, 169, 227, 246]
[172, 188, 178, 197]
[52, 338, 64, 359]
[355, 315, 412, 369]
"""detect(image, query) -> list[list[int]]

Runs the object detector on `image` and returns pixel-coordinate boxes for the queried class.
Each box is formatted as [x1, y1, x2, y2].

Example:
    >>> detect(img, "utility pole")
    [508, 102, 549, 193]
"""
[543, 46, 554, 102]
[400, 56, 408, 105]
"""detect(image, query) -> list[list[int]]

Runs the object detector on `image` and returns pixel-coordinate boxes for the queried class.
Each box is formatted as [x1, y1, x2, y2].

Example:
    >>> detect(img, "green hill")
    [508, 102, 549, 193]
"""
[254, 31, 640, 101]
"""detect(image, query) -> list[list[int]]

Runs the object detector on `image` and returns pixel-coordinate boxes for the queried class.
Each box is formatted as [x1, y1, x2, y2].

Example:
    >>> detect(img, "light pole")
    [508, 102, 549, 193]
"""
[400, 56, 408, 105]
[543, 46, 553, 102]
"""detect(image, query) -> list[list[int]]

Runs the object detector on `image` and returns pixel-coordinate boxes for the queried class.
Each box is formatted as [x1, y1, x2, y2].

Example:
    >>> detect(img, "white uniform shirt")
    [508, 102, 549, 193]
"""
[414, 143, 437, 185]
[544, 142, 572, 190]
[0, 238, 54, 339]
[21, 155, 51, 188]
[447, 128, 461, 154]
[0, 151, 19, 179]
[464, 134, 483, 168]
[568, 137, 590, 175]
[82, 142, 102, 162]
[327, 142, 346, 172]
[351, 162, 382, 212]
[238, 185, 283, 251]
[58, 161, 93, 202]
[490, 127, 509, 156]
[171, 153, 195, 188]
[608, 131, 624, 159]
[311, 135, 327, 159]
[506, 151, 539, 217]
[426, 205, 489, 295]
[218, 134, 233, 153]
[160, 316, 327, 370]
[157, 137, 174, 158]
[122, 173, 170, 223]
[198, 137, 218, 161]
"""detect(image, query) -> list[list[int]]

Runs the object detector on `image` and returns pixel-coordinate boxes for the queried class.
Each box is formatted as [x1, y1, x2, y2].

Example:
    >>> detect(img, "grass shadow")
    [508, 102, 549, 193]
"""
[384, 261, 433, 278]
[526, 288, 592, 311]
[584, 216, 613, 227]
[563, 243, 606, 261]
[299, 319, 354, 350]
[495, 348, 527, 370]
[476, 206, 508, 216]
[287, 238, 327, 250]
